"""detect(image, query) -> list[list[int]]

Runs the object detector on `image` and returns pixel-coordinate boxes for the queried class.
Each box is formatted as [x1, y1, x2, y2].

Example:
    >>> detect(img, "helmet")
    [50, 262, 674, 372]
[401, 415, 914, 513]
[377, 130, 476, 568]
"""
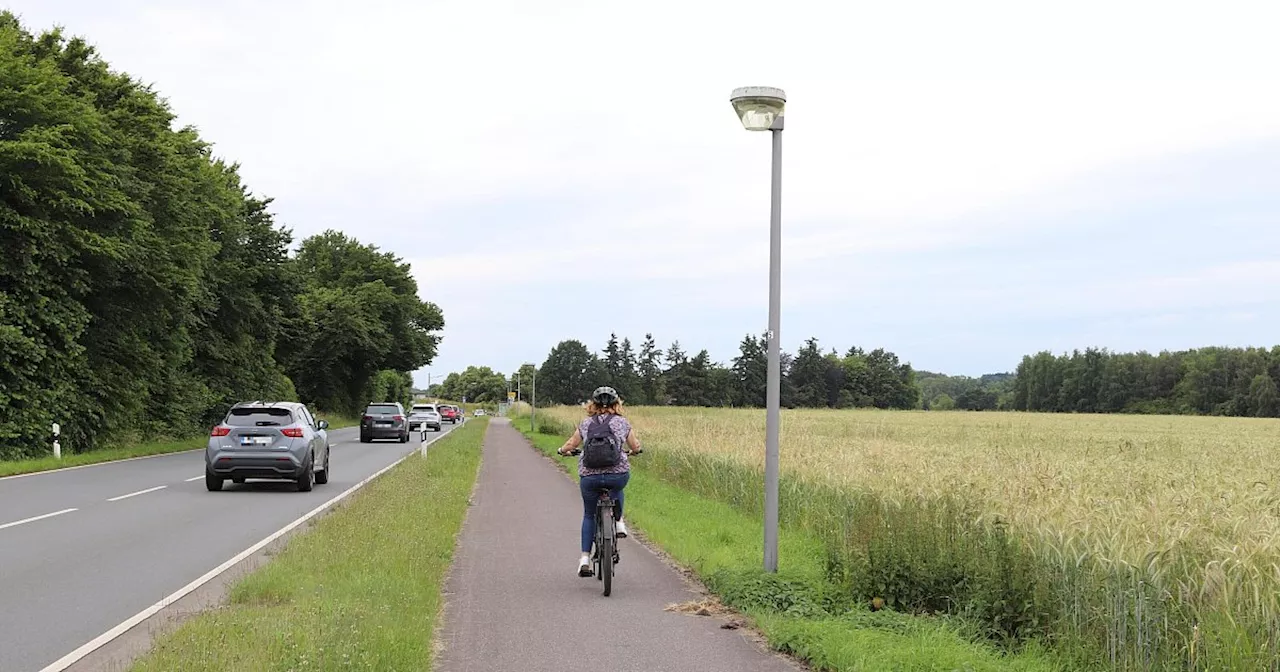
[591, 386, 620, 406]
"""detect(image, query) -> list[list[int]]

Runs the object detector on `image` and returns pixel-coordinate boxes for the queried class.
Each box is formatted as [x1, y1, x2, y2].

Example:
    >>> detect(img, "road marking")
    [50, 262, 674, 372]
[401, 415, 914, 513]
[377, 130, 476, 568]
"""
[39, 425, 457, 672]
[0, 450, 202, 482]
[0, 508, 79, 531]
[185, 476, 204, 482]
[106, 485, 167, 502]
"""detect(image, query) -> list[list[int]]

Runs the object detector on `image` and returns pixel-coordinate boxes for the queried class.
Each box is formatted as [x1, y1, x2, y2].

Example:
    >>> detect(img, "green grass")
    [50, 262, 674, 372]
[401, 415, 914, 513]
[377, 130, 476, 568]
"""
[0, 415, 359, 478]
[0, 437, 202, 477]
[314, 413, 359, 431]
[130, 417, 488, 672]
[513, 415, 1075, 672]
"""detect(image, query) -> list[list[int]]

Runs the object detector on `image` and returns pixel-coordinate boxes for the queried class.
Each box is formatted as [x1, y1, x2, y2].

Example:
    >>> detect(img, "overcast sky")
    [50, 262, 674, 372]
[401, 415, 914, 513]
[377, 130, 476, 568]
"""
[10, 0, 1280, 387]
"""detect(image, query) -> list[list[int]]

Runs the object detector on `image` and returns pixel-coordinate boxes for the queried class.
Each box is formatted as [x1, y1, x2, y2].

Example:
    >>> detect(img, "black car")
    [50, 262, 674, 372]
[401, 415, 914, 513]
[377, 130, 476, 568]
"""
[360, 402, 410, 443]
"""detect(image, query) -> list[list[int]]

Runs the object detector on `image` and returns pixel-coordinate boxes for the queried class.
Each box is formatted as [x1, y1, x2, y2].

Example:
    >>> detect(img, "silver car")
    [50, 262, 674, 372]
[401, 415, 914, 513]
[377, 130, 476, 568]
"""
[206, 401, 331, 492]
[408, 404, 442, 432]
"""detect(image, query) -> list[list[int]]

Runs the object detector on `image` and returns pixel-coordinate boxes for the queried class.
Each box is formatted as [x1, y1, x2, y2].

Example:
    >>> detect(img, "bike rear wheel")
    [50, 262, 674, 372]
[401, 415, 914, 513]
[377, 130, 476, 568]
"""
[599, 502, 614, 597]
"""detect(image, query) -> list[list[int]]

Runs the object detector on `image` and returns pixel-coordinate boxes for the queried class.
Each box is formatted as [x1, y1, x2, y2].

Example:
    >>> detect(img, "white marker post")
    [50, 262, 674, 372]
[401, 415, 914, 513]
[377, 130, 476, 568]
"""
[52, 422, 61, 460]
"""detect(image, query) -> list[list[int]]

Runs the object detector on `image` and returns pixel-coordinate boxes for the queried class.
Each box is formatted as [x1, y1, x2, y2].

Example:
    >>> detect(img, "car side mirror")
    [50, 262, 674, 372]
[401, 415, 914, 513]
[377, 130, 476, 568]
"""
[318, 420, 329, 430]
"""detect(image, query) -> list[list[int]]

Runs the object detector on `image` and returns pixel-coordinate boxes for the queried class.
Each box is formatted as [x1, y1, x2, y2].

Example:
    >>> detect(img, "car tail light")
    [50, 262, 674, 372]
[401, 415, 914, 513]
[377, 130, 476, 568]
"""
[281, 427, 304, 438]
[393, 415, 404, 422]
[211, 426, 230, 437]
[362, 415, 373, 421]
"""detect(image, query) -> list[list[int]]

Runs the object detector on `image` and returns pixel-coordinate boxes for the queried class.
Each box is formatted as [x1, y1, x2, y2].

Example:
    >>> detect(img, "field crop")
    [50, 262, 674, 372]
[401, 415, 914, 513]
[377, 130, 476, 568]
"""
[539, 405, 1280, 670]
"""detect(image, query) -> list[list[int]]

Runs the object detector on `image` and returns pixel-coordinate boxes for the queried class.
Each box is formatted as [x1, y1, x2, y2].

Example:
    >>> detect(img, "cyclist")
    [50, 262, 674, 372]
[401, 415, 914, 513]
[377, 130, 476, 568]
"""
[556, 386, 642, 577]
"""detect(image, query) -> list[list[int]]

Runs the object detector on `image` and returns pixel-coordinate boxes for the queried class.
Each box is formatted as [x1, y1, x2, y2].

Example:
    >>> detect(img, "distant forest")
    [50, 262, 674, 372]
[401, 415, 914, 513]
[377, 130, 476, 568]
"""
[512, 334, 1280, 419]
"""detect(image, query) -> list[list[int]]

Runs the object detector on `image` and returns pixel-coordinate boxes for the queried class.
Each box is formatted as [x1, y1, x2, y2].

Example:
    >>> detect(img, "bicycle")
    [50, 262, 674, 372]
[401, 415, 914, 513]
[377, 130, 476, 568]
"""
[565, 447, 641, 597]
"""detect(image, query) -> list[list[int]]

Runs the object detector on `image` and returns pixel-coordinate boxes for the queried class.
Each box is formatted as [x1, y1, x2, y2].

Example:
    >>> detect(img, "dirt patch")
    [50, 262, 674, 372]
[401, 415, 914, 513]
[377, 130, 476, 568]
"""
[665, 597, 734, 616]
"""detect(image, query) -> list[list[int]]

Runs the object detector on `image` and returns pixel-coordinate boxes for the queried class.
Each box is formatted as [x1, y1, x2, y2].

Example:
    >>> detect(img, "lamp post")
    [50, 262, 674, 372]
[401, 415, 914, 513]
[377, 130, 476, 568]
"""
[524, 363, 537, 432]
[730, 86, 785, 573]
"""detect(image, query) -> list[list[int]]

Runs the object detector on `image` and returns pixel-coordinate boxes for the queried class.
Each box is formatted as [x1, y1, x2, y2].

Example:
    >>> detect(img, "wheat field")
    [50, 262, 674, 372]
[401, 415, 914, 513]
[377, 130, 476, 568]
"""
[541, 405, 1280, 669]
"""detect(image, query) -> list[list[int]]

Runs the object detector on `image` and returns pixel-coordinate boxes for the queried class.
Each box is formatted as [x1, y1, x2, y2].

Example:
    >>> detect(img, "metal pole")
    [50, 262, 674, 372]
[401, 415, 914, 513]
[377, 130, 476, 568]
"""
[763, 120, 783, 573]
[530, 369, 536, 433]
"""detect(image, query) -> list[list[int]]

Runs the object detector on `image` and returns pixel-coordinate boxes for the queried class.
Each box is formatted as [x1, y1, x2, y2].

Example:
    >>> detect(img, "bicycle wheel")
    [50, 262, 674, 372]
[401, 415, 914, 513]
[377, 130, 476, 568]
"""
[594, 509, 604, 582]
[600, 503, 614, 597]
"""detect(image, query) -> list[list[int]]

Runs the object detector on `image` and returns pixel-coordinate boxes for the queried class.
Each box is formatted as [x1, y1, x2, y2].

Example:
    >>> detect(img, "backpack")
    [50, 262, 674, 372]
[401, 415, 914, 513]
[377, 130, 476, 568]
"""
[581, 415, 623, 469]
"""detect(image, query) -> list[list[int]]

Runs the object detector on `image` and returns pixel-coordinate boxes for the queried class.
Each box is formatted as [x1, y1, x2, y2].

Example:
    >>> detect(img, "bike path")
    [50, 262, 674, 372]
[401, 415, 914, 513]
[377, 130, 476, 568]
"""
[435, 419, 800, 672]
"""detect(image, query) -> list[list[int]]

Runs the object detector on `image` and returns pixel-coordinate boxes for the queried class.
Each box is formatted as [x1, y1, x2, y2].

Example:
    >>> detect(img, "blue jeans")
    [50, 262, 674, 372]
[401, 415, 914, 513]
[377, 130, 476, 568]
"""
[580, 472, 630, 553]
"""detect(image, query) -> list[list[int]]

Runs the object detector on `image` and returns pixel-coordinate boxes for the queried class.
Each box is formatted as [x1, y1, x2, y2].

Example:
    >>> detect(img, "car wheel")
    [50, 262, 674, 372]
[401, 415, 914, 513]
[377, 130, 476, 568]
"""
[297, 455, 315, 492]
[315, 450, 330, 485]
[360, 432, 370, 443]
[206, 469, 223, 492]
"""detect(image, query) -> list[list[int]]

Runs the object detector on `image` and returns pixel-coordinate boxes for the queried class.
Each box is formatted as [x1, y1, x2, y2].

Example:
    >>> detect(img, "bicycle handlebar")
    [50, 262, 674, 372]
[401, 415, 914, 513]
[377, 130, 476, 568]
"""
[559, 448, 643, 457]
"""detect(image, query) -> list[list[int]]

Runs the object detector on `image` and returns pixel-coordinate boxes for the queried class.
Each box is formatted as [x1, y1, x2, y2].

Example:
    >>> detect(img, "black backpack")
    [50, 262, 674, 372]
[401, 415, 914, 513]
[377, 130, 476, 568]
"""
[581, 415, 623, 468]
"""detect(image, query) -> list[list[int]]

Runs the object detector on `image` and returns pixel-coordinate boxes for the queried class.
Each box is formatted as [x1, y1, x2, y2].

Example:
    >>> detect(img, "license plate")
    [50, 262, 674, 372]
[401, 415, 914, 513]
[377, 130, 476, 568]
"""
[240, 436, 272, 445]
[376, 421, 392, 427]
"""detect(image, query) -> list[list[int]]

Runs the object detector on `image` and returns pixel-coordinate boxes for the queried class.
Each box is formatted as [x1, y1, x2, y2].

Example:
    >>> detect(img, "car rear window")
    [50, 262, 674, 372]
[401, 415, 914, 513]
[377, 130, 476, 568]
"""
[412, 405, 436, 412]
[366, 404, 400, 414]
[227, 407, 295, 427]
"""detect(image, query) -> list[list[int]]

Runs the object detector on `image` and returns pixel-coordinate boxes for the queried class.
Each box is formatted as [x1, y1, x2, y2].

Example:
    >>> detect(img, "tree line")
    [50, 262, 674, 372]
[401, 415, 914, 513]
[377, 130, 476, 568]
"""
[1011, 346, 1280, 417]
[504, 335, 1280, 420]
[0, 14, 442, 459]
[529, 333, 921, 410]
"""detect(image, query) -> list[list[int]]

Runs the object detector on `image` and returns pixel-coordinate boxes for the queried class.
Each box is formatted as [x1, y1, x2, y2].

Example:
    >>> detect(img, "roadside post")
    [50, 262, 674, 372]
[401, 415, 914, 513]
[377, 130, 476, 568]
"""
[52, 422, 61, 460]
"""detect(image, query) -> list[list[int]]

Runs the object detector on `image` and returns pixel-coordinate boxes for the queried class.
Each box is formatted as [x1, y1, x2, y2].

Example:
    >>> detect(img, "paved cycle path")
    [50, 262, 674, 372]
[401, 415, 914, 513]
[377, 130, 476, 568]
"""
[435, 419, 800, 672]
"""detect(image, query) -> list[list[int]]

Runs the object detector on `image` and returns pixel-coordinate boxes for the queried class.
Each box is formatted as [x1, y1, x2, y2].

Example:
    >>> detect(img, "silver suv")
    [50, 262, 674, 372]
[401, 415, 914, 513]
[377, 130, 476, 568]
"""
[206, 401, 331, 492]
[408, 404, 441, 432]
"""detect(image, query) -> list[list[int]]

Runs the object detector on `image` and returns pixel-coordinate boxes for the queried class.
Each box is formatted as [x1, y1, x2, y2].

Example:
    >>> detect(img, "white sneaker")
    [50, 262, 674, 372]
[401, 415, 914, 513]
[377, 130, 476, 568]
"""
[577, 555, 592, 577]
[615, 520, 628, 539]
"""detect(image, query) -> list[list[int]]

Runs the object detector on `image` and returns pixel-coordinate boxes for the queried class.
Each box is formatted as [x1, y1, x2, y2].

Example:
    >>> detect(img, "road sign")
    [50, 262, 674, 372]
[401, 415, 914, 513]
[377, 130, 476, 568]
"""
[508, 391, 516, 401]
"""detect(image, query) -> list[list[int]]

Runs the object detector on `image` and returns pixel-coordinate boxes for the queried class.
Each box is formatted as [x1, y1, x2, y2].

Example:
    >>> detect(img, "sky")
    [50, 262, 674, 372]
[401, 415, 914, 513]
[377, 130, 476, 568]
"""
[8, 0, 1280, 388]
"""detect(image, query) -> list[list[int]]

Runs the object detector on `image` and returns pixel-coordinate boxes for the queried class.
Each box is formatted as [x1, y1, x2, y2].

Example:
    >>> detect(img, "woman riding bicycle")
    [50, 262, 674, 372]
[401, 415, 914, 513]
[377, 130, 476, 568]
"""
[557, 386, 642, 577]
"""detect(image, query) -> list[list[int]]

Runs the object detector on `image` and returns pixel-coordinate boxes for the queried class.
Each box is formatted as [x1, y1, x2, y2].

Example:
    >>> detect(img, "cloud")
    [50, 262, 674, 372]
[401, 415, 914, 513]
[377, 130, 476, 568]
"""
[9, 0, 1280, 387]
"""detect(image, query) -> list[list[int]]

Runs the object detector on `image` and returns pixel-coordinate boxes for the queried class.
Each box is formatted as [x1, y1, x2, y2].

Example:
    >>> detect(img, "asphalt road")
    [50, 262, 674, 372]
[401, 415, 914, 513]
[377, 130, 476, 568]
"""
[0, 421, 464, 672]
[435, 420, 799, 672]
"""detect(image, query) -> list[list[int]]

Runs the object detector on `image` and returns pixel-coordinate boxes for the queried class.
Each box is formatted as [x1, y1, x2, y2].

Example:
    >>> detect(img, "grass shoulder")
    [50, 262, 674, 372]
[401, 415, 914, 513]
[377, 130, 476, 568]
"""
[513, 415, 1074, 672]
[130, 418, 489, 672]
[0, 437, 201, 478]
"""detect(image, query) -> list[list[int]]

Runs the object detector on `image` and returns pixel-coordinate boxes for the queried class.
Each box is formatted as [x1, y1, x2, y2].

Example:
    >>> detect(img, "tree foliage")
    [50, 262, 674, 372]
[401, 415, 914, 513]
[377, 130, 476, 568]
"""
[0, 14, 442, 458]
[1012, 346, 1280, 417]
[513, 335, 1280, 420]
[526, 332, 920, 410]
[437, 366, 508, 404]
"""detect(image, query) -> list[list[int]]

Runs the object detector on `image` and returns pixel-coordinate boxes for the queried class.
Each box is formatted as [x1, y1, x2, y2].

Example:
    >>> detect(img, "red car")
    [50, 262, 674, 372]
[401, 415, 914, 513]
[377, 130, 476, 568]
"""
[439, 405, 459, 424]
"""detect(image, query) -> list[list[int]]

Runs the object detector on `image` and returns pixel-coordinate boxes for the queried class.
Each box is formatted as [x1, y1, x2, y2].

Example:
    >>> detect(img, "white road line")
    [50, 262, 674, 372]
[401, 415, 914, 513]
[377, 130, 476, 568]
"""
[0, 508, 79, 531]
[39, 426, 457, 672]
[106, 485, 167, 502]
[184, 476, 203, 482]
[0, 450, 202, 482]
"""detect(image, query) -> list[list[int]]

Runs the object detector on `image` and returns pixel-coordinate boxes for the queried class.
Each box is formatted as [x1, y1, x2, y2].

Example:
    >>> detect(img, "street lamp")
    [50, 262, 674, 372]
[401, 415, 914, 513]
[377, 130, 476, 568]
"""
[524, 363, 537, 432]
[730, 85, 785, 574]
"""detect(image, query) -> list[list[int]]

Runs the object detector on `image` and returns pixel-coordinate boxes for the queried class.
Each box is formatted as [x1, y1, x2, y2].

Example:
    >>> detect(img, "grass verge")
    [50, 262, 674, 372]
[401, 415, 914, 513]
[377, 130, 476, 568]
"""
[0, 438, 201, 478]
[0, 415, 359, 478]
[512, 414, 1075, 672]
[129, 417, 488, 672]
